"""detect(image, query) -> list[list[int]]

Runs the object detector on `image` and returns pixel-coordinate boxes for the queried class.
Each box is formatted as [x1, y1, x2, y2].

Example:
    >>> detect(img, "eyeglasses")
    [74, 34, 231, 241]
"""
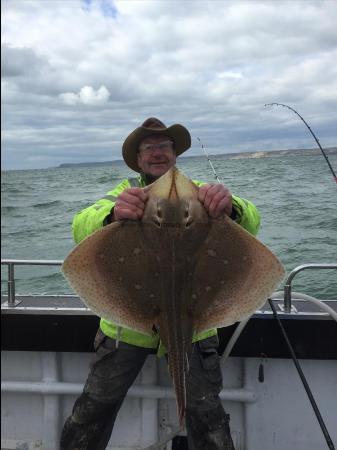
[139, 140, 174, 155]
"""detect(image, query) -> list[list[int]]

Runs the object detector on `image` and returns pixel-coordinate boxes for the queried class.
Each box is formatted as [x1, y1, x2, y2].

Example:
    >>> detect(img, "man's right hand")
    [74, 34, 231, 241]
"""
[113, 188, 148, 221]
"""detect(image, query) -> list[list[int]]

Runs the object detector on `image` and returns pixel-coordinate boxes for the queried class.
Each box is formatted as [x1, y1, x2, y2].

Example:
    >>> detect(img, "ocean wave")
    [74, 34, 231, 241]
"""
[1, 187, 23, 193]
[1, 182, 34, 192]
[1, 205, 17, 212]
[32, 200, 62, 208]
[2, 200, 63, 211]
[4, 229, 46, 238]
[97, 175, 114, 183]
[28, 272, 64, 281]
[96, 175, 125, 185]
[315, 217, 337, 229]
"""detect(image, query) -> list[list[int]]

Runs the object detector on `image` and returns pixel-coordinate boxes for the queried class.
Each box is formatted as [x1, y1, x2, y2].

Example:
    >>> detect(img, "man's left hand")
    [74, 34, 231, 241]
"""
[198, 184, 233, 219]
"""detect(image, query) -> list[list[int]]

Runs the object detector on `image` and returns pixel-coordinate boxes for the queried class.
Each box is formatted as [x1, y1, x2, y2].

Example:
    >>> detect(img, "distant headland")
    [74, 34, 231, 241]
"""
[57, 147, 336, 168]
[58, 160, 124, 168]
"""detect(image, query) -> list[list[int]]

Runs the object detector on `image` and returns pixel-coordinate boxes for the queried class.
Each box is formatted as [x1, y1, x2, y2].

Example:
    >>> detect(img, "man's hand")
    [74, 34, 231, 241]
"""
[198, 184, 233, 219]
[113, 188, 148, 221]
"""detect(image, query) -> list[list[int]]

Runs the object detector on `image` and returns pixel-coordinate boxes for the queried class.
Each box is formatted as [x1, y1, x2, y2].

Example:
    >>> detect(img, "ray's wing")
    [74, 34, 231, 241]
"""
[62, 221, 162, 335]
[190, 215, 285, 333]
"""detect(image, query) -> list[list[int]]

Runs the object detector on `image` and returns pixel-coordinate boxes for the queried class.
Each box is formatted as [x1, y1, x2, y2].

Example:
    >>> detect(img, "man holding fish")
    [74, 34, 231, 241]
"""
[61, 118, 263, 450]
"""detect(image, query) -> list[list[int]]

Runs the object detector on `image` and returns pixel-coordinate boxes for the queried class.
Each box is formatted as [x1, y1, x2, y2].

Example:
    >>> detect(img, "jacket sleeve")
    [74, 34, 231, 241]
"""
[72, 179, 131, 244]
[231, 196, 260, 236]
[193, 180, 260, 236]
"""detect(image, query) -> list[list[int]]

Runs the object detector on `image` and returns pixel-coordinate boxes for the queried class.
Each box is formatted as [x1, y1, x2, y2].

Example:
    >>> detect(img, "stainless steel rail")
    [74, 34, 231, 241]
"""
[1, 259, 63, 307]
[283, 264, 337, 313]
[2, 259, 337, 312]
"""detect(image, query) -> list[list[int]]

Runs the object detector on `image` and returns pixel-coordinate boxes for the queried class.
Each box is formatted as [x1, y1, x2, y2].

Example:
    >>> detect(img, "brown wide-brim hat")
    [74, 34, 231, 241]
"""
[122, 117, 191, 172]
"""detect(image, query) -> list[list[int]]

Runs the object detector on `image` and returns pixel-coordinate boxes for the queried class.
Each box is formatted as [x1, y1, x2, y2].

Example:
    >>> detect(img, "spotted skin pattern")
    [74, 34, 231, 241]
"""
[62, 167, 285, 424]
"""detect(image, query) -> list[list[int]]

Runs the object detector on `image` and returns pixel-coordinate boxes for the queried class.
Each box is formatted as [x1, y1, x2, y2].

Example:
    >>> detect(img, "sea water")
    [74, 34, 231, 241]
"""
[1, 153, 337, 299]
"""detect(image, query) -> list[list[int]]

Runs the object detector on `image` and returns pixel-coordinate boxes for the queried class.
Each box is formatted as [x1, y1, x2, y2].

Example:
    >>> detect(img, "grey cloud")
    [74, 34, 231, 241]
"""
[1, 44, 50, 77]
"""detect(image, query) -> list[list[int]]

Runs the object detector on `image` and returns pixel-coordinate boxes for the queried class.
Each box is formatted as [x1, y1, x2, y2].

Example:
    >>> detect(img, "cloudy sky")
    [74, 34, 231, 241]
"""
[2, 0, 337, 170]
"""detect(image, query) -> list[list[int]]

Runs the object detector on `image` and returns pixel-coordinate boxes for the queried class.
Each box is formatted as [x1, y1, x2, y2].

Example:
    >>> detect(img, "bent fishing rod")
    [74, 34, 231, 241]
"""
[265, 102, 337, 184]
[196, 141, 335, 449]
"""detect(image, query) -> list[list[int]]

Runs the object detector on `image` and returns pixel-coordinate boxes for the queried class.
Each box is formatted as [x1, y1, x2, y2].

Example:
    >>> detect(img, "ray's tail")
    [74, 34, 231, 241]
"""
[167, 342, 188, 426]
[159, 316, 193, 426]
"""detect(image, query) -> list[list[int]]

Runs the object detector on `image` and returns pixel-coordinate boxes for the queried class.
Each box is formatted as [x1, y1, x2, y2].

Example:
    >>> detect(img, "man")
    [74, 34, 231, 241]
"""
[60, 118, 260, 450]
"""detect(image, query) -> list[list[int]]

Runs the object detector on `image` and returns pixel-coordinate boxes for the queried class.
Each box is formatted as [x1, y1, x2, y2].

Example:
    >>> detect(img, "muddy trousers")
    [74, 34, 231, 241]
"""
[60, 332, 235, 450]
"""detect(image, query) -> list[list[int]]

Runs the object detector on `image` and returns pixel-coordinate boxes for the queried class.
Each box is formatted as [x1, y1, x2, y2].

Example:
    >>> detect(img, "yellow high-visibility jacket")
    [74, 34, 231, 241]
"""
[72, 174, 261, 354]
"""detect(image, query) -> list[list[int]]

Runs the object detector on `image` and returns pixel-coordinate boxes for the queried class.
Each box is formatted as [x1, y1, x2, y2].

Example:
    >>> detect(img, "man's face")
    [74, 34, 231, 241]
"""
[137, 135, 177, 179]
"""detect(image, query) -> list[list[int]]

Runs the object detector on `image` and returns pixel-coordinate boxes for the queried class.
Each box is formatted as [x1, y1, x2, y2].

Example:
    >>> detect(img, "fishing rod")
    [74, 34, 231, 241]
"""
[197, 137, 222, 184]
[268, 299, 336, 450]
[265, 103, 337, 184]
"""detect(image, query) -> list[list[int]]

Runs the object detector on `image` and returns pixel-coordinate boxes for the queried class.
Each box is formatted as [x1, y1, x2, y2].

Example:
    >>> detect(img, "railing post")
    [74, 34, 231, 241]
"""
[5, 262, 21, 307]
[284, 284, 292, 313]
[2, 259, 64, 307]
[283, 264, 337, 314]
[8, 263, 16, 306]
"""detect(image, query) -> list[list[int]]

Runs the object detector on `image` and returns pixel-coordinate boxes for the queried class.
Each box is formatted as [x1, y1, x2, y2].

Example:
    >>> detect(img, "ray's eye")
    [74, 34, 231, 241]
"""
[152, 217, 162, 228]
[152, 204, 162, 228]
[184, 207, 193, 228]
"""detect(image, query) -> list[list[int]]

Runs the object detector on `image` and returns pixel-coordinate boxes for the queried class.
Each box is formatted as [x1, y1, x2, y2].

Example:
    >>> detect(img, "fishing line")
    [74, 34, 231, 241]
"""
[197, 137, 222, 184]
[265, 102, 337, 184]
[268, 298, 336, 450]
[196, 137, 253, 364]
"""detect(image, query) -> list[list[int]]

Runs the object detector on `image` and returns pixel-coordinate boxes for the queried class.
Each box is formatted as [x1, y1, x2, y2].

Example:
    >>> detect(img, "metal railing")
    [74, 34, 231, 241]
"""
[283, 264, 337, 313]
[2, 259, 337, 312]
[1, 259, 63, 306]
